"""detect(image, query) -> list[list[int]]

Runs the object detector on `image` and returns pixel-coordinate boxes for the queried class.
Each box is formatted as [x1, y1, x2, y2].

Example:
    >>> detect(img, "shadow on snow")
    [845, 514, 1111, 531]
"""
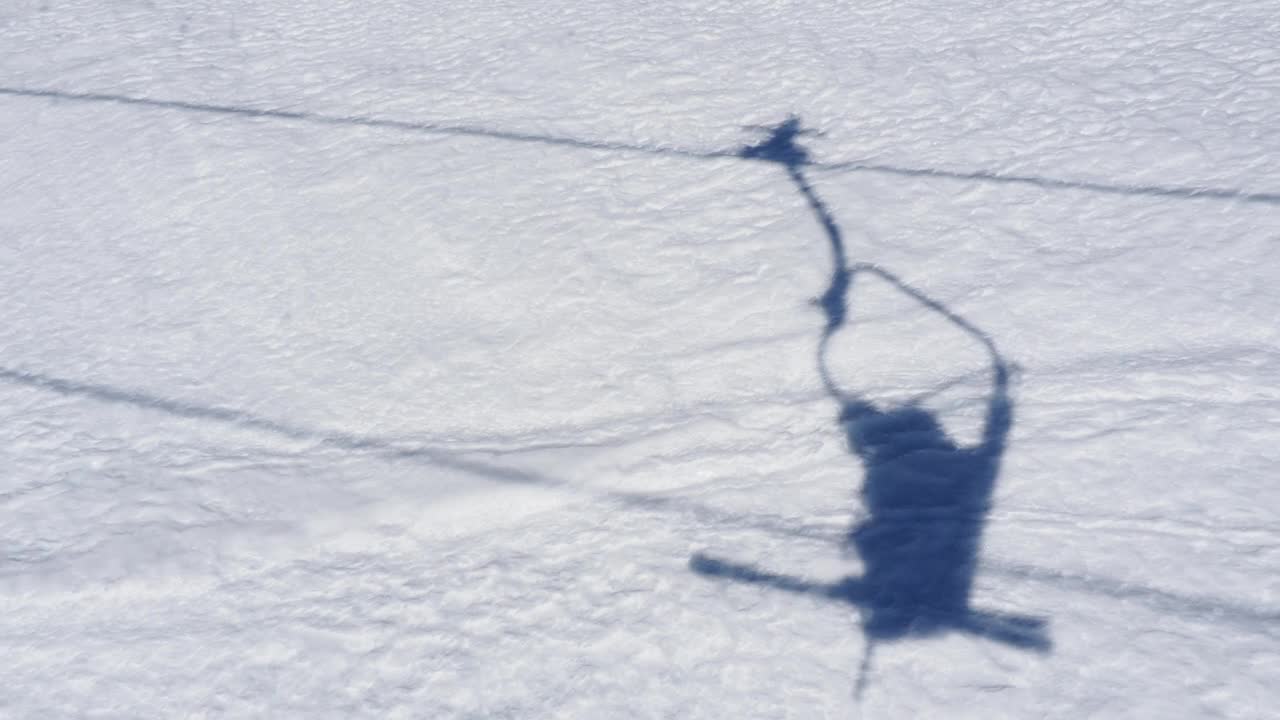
[3, 363, 1274, 632]
[692, 119, 1048, 695]
[4, 86, 1276, 691]
[2, 85, 1278, 206]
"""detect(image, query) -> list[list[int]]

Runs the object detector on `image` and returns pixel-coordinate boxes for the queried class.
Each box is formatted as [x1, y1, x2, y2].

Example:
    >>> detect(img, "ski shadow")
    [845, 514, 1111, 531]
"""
[690, 343, 1046, 652]
[689, 293, 1048, 648]
[692, 119, 1050, 692]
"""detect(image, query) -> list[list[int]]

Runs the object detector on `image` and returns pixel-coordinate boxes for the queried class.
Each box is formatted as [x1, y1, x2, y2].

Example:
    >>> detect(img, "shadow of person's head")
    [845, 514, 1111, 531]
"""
[839, 400, 954, 463]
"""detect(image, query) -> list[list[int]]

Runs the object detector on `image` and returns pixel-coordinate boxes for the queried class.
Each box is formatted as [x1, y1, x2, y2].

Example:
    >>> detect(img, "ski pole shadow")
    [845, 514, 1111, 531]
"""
[693, 118, 1050, 696]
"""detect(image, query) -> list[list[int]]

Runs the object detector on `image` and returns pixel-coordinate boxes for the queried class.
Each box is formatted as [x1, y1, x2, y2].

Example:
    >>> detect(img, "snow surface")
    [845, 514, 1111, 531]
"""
[2, 1, 1279, 717]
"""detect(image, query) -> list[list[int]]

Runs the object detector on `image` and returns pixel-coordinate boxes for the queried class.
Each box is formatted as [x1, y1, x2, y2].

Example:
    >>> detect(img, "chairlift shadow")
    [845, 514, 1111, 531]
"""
[695, 119, 1050, 696]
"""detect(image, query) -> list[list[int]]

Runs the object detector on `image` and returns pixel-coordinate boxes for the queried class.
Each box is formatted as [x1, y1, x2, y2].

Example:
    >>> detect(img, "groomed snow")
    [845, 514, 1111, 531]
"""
[2, 1, 1278, 717]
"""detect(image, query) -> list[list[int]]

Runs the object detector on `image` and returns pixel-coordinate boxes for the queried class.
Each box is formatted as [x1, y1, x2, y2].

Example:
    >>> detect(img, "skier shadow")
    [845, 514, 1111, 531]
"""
[691, 118, 1050, 693]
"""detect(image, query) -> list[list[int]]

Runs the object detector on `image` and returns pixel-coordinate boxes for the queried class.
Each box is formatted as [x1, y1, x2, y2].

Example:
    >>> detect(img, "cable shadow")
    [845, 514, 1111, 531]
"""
[0, 86, 734, 162]
[985, 561, 1280, 629]
[0, 365, 555, 486]
[694, 118, 1049, 696]
[819, 159, 1280, 206]
[2, 364, 1274, 635]
[0, 364, 844, 544]
[3, 86, 1277, 206]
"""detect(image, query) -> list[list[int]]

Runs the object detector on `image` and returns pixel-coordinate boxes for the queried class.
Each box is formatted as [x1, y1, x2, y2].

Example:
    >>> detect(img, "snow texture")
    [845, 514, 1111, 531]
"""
[2, 1, 1279, 717]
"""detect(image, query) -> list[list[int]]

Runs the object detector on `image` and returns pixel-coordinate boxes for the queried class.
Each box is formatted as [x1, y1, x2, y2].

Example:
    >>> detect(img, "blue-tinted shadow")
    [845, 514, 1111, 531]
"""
[695, 121, 1049, 694]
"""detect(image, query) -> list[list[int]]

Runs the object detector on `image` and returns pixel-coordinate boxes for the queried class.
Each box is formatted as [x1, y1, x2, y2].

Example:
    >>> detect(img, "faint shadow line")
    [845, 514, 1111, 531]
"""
[819, 160, 1280, 205]
[983, 561, 1280, 630]
[2, 366, 408, 452]
[0, 364, 831, 542]
[4, 363, 1276, 631]
[4, 85, 1277, 205]
[0, 86, 734, 162]
[0, 365, 552, 487]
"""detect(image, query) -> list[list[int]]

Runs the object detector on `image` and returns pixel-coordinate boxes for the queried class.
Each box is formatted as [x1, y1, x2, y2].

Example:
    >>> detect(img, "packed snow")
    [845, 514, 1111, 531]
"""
[2, 1, 1279, 717]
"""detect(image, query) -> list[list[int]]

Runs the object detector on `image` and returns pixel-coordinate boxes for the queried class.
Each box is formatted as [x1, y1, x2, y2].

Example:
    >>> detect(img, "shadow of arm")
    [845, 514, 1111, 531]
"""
[977, 360, 1013, 456]
[842, 264, 1012, 453]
